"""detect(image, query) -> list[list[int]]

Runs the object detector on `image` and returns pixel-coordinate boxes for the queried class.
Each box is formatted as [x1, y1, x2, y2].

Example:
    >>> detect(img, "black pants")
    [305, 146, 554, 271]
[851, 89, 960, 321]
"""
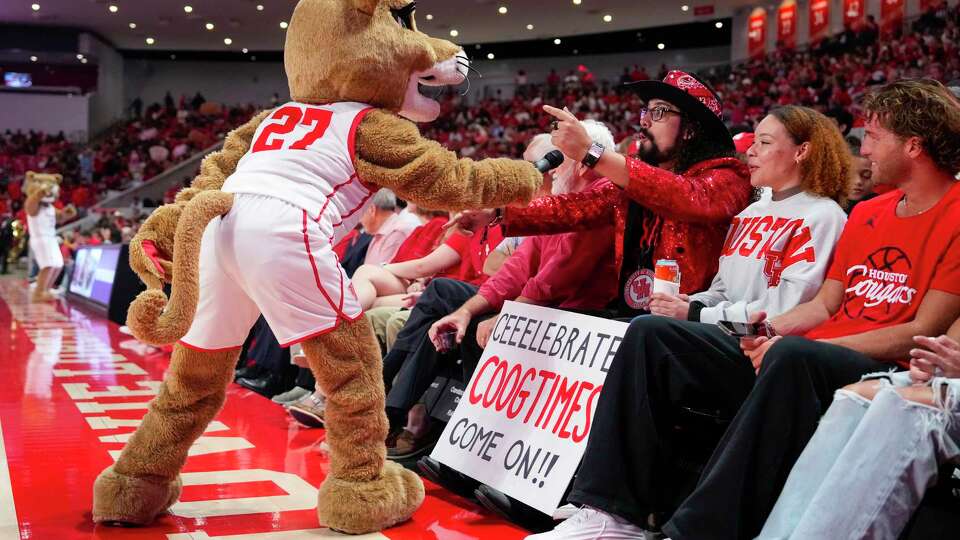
[383, 278, 479, 429]
[664, 335, 883, 540]
[570, 316, 756, 527]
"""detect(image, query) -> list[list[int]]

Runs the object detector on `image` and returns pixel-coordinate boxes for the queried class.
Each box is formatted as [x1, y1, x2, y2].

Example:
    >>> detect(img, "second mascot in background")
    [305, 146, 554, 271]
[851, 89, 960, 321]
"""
[91, 0, 542, 534]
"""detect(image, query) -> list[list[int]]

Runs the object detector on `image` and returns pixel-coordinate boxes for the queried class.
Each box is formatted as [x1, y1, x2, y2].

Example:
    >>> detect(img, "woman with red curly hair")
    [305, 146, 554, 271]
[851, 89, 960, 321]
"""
[650, 105, 851, 324]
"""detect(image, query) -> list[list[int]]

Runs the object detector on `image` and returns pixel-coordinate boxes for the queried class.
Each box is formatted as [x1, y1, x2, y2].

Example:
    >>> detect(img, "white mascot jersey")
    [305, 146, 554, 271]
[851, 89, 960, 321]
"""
[182, 101, 378, 351]
[27, 204, 57, 239]
[222, 101, 375, 246]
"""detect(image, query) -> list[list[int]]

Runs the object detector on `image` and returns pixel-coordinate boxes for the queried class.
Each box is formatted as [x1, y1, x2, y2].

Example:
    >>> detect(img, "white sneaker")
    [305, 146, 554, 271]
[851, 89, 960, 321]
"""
[525, 507, 650, 539]
[271, 386, 311, 405]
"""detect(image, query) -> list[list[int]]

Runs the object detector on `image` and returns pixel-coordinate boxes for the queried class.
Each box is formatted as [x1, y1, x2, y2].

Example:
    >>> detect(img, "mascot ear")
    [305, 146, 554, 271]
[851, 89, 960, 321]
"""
[26, 171, 35, 181]
[352, 0, 380, 15]
[53, 174, 63, 183]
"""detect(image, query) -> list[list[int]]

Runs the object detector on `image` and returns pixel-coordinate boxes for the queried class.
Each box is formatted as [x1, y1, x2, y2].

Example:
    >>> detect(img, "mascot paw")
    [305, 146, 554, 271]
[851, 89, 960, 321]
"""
[317, 461, 425, 534]
[92, 466, 182, 526]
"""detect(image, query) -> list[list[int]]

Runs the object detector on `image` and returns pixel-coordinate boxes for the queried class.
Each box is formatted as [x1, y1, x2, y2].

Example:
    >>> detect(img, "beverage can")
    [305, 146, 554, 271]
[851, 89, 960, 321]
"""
[654, 259, 681, 284]
[653, 259, 681, 296]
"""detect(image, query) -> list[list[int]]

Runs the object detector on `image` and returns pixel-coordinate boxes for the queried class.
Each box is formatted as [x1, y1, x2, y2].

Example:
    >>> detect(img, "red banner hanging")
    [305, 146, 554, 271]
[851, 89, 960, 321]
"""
[843, 0, 865, 29]
[747, 7, 767, 58]
[881, 0, 905, 34]
[777, 0, 798, 48]
[809, 0, 831, 42]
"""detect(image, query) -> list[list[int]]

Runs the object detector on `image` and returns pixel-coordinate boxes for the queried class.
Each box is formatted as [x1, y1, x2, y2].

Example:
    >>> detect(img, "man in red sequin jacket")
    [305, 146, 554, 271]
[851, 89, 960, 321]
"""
[456, 71, 752, 317]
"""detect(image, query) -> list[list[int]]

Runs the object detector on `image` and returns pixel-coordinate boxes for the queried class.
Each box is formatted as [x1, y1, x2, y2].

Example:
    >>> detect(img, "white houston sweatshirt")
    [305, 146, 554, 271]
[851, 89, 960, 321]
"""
[691, 190, 847, 324]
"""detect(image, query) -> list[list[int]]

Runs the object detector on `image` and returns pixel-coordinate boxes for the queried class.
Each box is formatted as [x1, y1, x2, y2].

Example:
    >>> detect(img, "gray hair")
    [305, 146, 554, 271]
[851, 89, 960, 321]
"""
[371, 188, 397, 211]
[580, 119, 615, 150]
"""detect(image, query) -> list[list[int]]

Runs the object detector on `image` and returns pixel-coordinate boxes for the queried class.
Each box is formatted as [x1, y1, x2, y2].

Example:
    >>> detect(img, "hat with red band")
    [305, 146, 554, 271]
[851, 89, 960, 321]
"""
[627, 69, 733, 152]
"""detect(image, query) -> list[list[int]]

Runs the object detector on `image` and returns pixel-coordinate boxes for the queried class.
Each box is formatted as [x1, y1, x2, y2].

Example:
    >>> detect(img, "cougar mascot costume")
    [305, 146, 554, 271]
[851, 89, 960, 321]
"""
[23, 171, 75, 302]
[92, 0, 542, 534]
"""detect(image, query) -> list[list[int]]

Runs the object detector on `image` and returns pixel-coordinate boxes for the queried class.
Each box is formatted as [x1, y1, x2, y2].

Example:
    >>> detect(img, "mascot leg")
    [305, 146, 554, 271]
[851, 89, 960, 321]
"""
[303, 317, 424, 534]
[92, 344, 239, 525]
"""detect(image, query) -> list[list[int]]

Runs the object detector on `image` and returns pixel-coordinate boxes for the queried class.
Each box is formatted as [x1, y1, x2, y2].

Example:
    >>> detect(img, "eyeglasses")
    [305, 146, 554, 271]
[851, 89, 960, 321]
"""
[639, 106, 682, 123]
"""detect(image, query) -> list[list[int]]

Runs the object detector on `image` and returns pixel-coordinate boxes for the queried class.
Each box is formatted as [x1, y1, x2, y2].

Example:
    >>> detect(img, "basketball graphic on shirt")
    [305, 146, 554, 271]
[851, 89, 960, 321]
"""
[842, 246, 914, 321]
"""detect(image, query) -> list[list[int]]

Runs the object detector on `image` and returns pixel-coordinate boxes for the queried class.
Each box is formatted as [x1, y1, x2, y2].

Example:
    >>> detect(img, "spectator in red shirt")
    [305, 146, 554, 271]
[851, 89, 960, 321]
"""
[384, 120, 618, 459]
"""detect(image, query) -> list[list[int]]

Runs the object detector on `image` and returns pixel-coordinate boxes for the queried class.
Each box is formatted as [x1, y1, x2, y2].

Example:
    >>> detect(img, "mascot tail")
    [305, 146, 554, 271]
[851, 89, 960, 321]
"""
[126, 190, 234, 346]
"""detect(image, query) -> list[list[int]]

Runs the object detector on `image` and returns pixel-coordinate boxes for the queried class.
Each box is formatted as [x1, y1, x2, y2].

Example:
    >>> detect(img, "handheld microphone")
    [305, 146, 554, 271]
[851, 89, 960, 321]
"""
[533, 150, 565, 173]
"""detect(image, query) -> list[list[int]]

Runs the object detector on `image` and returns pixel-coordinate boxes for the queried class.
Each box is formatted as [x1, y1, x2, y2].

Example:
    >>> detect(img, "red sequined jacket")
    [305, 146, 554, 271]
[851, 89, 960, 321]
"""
[503, 157, 752, 295]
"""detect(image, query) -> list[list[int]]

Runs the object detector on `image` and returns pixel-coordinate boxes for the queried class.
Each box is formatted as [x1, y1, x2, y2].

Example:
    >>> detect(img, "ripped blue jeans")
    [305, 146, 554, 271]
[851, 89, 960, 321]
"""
[757, 371, 960, 540]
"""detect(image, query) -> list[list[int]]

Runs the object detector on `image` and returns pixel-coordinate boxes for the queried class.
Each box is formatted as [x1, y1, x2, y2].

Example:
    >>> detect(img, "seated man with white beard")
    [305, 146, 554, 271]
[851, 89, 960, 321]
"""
[383, 121, 619, 460]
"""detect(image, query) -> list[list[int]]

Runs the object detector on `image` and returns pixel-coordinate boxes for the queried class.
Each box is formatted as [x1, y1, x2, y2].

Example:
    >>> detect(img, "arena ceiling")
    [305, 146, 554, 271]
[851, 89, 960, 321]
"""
[1, 0, 761, 52]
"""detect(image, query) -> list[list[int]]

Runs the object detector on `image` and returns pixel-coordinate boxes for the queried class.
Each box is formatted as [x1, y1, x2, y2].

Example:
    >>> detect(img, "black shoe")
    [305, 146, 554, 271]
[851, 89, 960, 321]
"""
[234, 364, 266, 381]
[475, 484, 555, 532]
[235, 374, 290, 398]
[416, 456, 480, 500]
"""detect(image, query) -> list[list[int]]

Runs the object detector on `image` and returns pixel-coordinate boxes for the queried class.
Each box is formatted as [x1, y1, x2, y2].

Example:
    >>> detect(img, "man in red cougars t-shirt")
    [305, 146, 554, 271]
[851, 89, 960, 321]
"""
[664, 80, 960, 540]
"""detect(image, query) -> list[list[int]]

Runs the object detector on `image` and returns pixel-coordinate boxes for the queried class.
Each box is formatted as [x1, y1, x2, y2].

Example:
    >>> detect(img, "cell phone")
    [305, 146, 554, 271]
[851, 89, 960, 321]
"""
[718, 320, 775, 339]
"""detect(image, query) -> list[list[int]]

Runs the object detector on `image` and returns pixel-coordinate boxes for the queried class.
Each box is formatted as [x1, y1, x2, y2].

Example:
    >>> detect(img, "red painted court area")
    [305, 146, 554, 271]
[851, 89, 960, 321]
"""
[0, 278, 525, 539]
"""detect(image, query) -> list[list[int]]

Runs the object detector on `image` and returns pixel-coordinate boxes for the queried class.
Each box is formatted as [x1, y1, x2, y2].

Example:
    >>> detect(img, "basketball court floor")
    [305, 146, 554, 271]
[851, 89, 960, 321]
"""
[0, 277, 525, 539]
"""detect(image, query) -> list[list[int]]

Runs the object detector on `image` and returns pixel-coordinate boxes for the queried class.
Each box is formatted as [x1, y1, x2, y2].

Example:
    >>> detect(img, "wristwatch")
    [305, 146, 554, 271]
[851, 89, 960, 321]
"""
[489, 207, 504, 226]
[581, 141, 605, 168]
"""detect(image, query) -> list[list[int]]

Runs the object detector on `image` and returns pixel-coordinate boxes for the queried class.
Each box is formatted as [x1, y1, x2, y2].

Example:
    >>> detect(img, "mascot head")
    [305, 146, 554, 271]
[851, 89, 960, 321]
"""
[24, 171, 63, 203]
[284, 0, 467, 122]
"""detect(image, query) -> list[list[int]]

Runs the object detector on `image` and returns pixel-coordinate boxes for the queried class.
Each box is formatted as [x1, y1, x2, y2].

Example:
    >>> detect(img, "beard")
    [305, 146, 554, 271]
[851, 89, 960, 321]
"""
[636, 129, 677, 166]
[551, 165, 579, 195]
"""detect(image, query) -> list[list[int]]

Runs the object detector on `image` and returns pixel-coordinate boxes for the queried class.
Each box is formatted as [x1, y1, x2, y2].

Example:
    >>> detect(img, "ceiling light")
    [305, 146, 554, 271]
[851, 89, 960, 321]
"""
[81, 58, 88, 64]
[31, 4, 40, 12]
[205, 22, 214, 30]
[109, 5, 118, 13]
[715, 21, 724, 28]
[76, 53, 84, 60]
[603, 14, 612, 22]
[572, 0, 582, 5]
[242, 47, 249, 53]
[681, 5, 690, 11]
[280, 21, 289, 29]
[223, 37, 232, 45]
[256, 4, 264, 11]
[526, 24, 534, 30]
[498, 6, 507, 14]
[425, 14, 433, 20]
[487, 52, 495, 59]
[30, 55, 38, 62]
[146, 37, 155, 45]
[450, 29, 459, 37]
[183, 5, 193, 13]
[554, 38, 562, 44]
[128, 22, 137, 29]
[657, 42, 665, 50]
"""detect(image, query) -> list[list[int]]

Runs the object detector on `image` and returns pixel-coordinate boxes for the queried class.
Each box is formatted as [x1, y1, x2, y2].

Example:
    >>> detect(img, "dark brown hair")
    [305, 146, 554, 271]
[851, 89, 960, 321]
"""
[769, 106, 852, 205]
[861, 79, 960, 174]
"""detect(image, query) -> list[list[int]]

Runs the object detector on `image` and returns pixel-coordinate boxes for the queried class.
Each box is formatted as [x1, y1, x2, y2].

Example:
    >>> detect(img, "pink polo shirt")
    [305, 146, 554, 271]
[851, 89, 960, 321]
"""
[364, 212, 418, 266]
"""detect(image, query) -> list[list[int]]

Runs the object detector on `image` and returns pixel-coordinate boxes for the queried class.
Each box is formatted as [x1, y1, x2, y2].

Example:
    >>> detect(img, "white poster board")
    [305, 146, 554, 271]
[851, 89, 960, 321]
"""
[430, 301, 629, 515]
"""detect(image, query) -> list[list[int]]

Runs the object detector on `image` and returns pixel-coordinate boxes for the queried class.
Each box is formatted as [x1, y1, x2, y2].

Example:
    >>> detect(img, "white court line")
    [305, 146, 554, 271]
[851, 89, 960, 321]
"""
[0, 418, 21, 540]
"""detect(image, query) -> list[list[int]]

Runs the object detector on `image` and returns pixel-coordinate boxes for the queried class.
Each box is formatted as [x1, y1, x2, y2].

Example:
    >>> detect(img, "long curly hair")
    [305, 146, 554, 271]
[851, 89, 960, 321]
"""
[769, 106, 851, 206]
[675, 116, 736, 173]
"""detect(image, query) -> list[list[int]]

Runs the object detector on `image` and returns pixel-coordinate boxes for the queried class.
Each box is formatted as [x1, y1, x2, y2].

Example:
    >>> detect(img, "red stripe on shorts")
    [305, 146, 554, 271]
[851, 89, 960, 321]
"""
[302, 210, 352, 319]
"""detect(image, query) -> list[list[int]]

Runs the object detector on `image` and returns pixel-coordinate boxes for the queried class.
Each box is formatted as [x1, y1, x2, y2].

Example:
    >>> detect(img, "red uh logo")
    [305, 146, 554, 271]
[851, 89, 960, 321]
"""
[632, 276, 651, 300]
[763, 226, 816, 287]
